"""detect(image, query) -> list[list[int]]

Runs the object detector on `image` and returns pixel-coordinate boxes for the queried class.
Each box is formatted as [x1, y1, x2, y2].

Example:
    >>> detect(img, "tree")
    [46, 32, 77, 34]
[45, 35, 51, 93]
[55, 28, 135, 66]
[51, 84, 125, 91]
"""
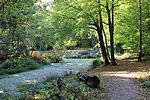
[97, 0, 110, 65]
[105, 0, 116, 65]
[114, 0, 149, 56]
[137, 0, 142, 62]
[0, 0, 35, 57]
[51, 0, 110, 65]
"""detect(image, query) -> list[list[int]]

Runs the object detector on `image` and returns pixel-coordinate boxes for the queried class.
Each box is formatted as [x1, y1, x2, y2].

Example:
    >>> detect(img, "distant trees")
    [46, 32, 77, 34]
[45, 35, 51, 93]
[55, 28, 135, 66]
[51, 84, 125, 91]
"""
[0, 0, 54, 58]
[51, 0, 149, 64]
[115, 0, 149, 59]
[0, 0, 35, 57]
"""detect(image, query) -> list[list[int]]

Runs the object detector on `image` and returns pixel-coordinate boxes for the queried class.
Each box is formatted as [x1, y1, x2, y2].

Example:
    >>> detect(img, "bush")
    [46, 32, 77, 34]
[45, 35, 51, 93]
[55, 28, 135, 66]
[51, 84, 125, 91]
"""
[91, 59, 101, 69]
[18, 74, 107, 100]
[44, 54, 62, 63]
[31, 51, 62, 63]
[140, 76, 150, 100]
[0, 58, 41, 75]
[32, 56, 50, 65]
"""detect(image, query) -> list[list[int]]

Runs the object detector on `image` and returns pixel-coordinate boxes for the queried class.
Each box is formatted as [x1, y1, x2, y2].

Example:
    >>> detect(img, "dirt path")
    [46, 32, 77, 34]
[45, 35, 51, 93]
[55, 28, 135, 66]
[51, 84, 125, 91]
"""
[104, 71, 140, 100]
[92, 59, 146, 100]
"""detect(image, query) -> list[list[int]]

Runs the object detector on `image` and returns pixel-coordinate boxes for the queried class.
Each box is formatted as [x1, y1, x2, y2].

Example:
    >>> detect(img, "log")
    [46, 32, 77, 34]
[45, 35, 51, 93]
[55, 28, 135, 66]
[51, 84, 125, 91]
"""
[77, 73, 100, 88]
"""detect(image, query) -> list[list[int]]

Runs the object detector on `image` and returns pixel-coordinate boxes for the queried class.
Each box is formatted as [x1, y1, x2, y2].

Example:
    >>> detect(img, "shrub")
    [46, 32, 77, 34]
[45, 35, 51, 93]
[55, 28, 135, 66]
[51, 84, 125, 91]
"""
[91, 59, 101, 69]
[0, 58, 41, 75]
[31, 56, 50, 65]
[19, 74, 107, 100]
[31, 51, 62, 63]
[44, 54, 62, 63]
[140, 76, 150, 100]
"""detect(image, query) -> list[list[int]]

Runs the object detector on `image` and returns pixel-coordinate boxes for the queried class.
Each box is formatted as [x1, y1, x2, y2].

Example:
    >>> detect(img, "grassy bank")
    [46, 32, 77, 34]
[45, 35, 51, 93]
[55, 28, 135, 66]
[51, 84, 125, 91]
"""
[0, 52, 62, 75]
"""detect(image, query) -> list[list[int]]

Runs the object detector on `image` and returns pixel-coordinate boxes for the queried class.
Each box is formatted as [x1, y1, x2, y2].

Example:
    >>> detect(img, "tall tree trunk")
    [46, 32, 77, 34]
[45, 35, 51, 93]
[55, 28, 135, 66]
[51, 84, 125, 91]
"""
[111, 0, 116, 65]
[106, 0, 116, 66]
[97, 28, 110, 65]
[138, 0, 142, 62]
[103, 28, 111, 60]
[96, 0, 110, 65]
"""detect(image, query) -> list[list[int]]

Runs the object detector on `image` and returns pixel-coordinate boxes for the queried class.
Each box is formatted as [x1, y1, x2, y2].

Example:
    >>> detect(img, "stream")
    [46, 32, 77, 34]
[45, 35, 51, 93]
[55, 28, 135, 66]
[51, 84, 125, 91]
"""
[0, 58, 94, 96]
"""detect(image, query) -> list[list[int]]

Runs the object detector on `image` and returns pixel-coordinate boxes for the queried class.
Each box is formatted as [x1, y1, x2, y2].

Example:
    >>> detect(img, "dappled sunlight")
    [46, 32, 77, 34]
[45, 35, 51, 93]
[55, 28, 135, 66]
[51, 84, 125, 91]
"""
[92, 59, 150, 81]
[103, 71, 135, 78]
[135, 71, 150, 79]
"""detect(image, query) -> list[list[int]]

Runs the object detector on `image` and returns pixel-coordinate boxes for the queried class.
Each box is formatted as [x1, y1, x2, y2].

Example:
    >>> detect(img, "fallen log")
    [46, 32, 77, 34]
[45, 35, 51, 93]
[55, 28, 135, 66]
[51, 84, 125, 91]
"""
[77, 73, 100, 88]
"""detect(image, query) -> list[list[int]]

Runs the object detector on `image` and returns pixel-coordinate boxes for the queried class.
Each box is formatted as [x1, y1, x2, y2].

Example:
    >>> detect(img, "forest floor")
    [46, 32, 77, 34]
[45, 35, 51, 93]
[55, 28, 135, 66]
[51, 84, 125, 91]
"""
[91, 56, 150, 100]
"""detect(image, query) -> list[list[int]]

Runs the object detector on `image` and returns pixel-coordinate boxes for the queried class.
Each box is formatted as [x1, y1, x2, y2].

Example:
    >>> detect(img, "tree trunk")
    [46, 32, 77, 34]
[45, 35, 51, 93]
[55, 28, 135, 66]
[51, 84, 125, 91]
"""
[97, 28, 110, 65]
[96, 0, 110, 65]
[106, 0, 116, 66]
[138, 0, 142, 62]
[103, 28, 111, 60]
[111, 0, 116, 65]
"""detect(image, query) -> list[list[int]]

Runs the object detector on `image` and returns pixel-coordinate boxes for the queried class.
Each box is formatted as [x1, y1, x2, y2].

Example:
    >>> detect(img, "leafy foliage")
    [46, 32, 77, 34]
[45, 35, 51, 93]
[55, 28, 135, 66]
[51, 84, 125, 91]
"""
[19, 74, 107, 100]
[139, 73, 150, 100]
[115, 0, 150, 52]
[0, 0, 35, 57]
[0, 58, 41, 75]
[31, 51, 63, 63]
[44, 54, 62, 63]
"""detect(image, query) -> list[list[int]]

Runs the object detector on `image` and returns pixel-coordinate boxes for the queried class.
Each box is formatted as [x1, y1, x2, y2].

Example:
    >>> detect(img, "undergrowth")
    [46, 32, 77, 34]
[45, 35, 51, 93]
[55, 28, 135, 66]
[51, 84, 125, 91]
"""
[91, 57, 102, 69]
[138, 72, 150, 100]
[0, 52, 63, 75]
[0, 58, 42, 75]
[31, 51, 62, 63]
[17, 74, 107, 100]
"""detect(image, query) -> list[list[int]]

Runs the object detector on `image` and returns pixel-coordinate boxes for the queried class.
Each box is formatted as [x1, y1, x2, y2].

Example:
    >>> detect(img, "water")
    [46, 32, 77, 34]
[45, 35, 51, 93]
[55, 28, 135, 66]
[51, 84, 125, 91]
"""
[0, 58, 95, 94]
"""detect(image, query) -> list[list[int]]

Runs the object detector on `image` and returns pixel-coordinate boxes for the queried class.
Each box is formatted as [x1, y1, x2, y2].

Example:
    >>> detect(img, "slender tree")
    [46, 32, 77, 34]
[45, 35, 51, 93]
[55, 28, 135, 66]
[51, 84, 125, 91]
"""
[138, 0, 142, 62]
[106, 0, 116, 65]
[96, 0, 110, 65]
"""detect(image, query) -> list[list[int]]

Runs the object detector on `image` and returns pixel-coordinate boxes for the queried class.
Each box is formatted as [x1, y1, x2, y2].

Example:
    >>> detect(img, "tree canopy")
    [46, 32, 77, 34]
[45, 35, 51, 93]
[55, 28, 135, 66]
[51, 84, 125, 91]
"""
[0, 0, 149, 63]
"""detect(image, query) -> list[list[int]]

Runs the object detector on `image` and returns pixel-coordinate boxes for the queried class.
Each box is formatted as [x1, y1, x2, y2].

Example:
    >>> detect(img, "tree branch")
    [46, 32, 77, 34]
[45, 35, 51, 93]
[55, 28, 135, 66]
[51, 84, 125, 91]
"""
[103, 21, 109, 25]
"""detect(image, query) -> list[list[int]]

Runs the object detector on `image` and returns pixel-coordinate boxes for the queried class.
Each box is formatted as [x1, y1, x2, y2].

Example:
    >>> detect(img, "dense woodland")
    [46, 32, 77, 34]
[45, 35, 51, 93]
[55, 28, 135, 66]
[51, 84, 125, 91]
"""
[0, 0, 150, 64]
